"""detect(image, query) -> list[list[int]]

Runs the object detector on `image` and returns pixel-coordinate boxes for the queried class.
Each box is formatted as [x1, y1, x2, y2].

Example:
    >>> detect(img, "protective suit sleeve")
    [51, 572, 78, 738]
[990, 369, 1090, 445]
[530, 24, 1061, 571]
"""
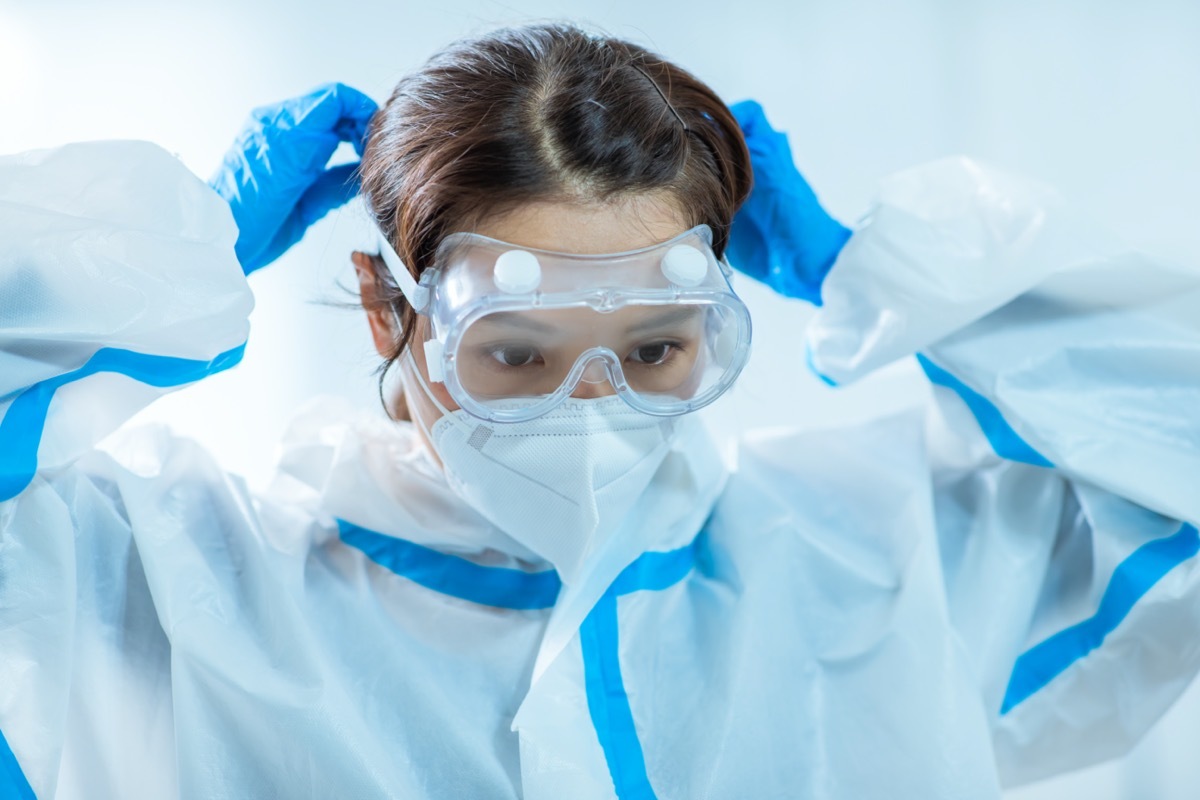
[804, 157, 1200, 785]
[807, 156, 1199, 525]
[0, 140, 253, 502]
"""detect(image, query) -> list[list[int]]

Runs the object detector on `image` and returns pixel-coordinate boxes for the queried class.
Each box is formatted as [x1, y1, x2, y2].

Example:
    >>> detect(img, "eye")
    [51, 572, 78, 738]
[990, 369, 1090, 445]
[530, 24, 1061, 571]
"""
[491, 344, 540, 367]
[628, 342, 677, 366]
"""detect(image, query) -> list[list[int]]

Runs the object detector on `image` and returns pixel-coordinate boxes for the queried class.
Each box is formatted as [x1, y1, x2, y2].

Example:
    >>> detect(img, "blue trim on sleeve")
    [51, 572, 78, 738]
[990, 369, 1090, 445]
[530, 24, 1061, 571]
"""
[1001, 523, 1200, 714]
[0, 725, 36, 800]
[336, 519, 561, 610]
[804, 343, 839, 387]
[916, 353, 1053, 468]
[579, 530, 706, 800]
[0, 343, 246, 502]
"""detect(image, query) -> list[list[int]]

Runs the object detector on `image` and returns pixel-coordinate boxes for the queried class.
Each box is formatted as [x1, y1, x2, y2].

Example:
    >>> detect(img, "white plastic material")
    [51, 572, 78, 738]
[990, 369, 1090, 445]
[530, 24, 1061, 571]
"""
[0, 141, 251, 484]
[492, 249, 542, 294]
[377, 231, 431, 312]
[660, 243, 709, 287]
[2, 144, 1199, 800]
[423, 338, 446, 382]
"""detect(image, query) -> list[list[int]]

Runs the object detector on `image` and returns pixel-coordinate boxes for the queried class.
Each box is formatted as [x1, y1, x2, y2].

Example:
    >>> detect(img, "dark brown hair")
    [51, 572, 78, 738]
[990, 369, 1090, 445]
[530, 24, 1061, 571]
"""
[359, 22, 752, 377]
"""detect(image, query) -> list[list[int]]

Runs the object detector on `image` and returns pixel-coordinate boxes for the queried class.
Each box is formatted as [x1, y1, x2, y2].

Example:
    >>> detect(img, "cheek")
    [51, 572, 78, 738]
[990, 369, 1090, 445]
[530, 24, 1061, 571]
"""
[431, 381, 458, 412]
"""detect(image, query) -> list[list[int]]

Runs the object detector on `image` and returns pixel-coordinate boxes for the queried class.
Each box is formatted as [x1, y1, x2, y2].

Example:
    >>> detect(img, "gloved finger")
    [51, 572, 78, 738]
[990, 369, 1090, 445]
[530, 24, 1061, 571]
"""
[305, 83, 378, 157]
[743, 124, 818, 203]
[731, 99, 788, 155]
[324, 85, 380, 157]
[251, 163, 362, 269]
[730, 100, 768, 137]
[335, 115, 373, 159]
[287, 83, 378, 157]
[293, 162, 362, 226]
[252, 83, 378, 175]
[729, 99, 799, 184]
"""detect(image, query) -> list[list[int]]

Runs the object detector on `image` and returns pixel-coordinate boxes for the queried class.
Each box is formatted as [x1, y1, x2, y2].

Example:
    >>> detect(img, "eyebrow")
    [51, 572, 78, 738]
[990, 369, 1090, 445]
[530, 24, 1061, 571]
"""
[625, 306, 702, 335]
[476, 306, 702, 336]
[474, 312, 556, 334]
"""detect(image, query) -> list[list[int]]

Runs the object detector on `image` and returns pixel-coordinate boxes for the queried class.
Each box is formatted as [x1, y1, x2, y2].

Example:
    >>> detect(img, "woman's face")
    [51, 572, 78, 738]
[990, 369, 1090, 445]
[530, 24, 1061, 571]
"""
[356, 195, 690, 447]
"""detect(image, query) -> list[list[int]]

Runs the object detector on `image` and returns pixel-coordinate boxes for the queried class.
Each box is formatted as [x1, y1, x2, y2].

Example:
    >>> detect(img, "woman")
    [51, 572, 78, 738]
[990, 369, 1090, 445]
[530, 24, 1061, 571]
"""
[2, 22, 1198, 800]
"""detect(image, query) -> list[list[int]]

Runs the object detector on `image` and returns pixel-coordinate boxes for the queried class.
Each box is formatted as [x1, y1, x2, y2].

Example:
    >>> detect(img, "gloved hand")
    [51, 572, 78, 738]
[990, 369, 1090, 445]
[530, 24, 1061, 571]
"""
[728, 100, 852, 306]
[209, 83, 378, 274]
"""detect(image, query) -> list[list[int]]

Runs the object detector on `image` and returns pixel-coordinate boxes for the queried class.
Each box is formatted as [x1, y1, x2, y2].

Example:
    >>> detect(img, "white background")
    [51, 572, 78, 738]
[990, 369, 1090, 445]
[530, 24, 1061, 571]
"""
[3, 0, 1199, 796]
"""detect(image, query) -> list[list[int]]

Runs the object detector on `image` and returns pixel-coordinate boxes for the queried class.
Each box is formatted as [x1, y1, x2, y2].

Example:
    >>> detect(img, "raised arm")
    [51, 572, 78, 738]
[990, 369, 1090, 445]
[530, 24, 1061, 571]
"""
[0, 140, 252, 502]
[728, 102, 1200, 785]
[1, 84, 378, 502]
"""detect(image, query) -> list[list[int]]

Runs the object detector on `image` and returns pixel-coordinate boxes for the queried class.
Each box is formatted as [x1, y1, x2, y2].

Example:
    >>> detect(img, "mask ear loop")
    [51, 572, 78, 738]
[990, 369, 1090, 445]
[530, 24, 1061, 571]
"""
[401, 349, 478, 440]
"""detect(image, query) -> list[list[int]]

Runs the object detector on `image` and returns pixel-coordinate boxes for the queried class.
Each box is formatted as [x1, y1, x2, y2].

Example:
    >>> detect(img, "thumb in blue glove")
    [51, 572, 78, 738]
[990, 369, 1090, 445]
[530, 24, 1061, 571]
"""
[727, 100, 851, 306]
[209, 83, 379, 274]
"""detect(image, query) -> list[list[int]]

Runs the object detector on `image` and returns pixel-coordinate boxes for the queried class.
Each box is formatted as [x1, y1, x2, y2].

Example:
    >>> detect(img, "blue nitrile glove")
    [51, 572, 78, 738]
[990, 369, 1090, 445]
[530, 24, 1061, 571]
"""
[728, 100, 852, 306]
[209, 83, 378, 274]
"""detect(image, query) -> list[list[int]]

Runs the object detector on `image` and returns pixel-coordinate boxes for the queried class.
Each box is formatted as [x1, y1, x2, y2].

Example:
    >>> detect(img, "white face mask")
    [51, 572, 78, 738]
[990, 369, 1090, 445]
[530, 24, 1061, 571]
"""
[403, 352, 678, 584]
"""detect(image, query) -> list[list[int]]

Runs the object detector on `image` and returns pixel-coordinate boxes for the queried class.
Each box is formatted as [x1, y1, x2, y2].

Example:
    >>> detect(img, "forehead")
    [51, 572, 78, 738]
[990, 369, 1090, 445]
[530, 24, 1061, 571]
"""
[471, 195, 691, 254]
[470, 303, 704, 334]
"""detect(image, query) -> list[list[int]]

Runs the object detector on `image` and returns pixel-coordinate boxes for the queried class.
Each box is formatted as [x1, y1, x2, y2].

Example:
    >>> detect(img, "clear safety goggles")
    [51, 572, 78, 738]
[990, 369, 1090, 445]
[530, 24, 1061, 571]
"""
[377, 224, 752, 423]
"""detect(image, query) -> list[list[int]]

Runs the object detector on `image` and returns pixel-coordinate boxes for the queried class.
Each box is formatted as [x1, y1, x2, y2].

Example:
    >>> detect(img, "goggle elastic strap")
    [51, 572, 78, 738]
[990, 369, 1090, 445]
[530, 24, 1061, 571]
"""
[377, 231, 431, 313]
[377, 230, 449, 382]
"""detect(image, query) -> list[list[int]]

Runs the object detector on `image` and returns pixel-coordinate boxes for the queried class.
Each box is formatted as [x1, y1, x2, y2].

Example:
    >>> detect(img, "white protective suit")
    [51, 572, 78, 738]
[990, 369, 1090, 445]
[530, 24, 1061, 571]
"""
[1, 140, 1198, 800]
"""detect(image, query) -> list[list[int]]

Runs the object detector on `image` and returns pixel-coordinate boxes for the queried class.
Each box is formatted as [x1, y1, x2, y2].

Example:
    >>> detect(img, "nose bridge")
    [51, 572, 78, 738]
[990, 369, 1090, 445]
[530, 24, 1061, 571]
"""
[570, 350, 619, 399]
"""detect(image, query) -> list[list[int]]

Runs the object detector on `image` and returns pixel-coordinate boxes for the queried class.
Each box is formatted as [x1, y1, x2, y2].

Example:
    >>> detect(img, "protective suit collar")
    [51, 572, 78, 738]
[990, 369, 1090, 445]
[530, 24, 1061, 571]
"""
[267, 396, 728, 677]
